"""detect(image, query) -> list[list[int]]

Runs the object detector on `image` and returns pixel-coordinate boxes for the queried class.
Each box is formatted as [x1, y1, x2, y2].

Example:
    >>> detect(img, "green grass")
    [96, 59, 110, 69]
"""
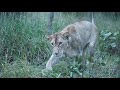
[0, 12, 120, 78]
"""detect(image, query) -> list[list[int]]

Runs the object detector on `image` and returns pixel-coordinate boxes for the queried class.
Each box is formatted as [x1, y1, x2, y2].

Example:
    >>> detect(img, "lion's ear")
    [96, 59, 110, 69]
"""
[47, 35, 53, 41]
[62, 26, 76, 40]
[62, 31, 69, 40]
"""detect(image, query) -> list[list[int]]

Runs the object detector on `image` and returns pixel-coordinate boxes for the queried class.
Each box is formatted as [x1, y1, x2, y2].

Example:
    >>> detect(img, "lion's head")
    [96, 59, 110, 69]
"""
[47, 26, 77, 58]
[47, 31, 71, 58]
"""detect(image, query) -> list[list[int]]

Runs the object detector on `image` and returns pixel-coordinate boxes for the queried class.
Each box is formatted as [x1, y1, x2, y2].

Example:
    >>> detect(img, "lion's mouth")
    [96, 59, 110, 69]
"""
[54, 54, 65, 58]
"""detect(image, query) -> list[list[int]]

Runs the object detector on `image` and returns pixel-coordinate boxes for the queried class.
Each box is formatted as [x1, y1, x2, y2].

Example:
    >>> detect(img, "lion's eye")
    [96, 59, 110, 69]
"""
[59, 42, 63, 46]
[51, 43, 54, 46]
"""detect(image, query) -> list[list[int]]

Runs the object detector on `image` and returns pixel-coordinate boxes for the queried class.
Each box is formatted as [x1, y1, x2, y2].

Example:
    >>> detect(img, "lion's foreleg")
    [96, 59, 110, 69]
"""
[46, 55, 61, 70]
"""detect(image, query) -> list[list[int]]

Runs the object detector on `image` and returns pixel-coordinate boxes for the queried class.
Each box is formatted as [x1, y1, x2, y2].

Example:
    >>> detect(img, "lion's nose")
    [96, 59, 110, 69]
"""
[55, 53, 58, 55]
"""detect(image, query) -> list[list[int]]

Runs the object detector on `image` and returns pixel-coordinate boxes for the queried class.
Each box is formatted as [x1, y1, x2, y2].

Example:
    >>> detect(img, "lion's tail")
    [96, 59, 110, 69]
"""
[92, 12, 94, 24]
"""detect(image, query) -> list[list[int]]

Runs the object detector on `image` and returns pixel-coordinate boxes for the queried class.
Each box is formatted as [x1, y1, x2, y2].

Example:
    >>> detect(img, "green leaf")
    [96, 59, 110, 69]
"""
[113, 31, 119, 36]
[110, 43, 116, 48]
[70, 72, 73, 77]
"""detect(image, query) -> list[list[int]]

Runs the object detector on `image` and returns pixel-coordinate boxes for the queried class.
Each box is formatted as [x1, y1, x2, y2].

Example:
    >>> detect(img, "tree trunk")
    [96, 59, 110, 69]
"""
[48, 12, 54, 35]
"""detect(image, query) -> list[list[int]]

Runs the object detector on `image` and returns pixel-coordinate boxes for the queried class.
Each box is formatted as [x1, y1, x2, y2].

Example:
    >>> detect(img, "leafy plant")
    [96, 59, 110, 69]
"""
[99, 30, 119, 55]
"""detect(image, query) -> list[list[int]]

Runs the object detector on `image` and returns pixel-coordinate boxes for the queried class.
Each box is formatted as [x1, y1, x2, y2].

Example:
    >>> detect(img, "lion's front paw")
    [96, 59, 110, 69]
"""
[41, 67, 53, 76]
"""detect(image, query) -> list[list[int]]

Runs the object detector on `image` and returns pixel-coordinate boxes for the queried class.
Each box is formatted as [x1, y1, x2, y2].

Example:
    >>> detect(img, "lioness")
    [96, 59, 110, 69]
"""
[46, 19, 98, 70]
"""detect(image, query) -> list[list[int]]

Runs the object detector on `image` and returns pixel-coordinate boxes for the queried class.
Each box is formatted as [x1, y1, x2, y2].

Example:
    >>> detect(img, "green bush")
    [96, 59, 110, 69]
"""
[99, 30, 119, 55]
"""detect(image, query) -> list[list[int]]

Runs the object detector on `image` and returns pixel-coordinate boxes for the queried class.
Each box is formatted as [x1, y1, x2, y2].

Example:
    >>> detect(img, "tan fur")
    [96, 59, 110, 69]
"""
[46, 21, 98, 70]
